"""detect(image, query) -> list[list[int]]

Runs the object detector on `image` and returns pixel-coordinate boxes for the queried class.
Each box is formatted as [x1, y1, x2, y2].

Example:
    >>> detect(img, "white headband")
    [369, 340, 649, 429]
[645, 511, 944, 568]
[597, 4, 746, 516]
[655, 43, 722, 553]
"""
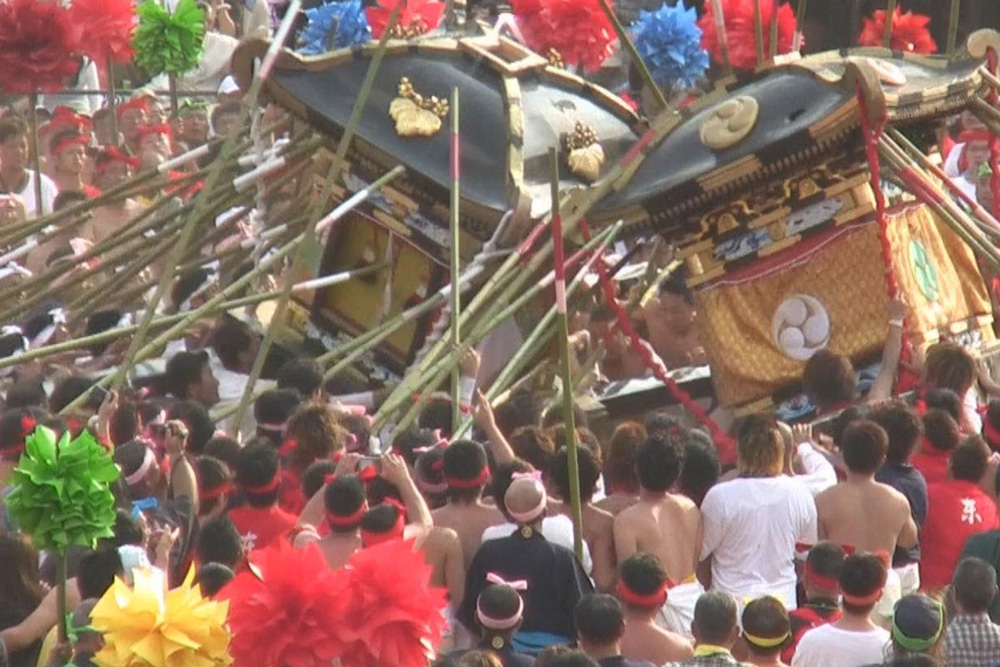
[476, 573, 527, 630]
[125, 447, 156, 487]
[30, 308, 66, 349]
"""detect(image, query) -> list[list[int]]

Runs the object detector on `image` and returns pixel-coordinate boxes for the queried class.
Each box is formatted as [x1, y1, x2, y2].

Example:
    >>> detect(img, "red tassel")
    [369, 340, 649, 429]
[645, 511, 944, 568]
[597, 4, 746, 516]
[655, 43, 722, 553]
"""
[0, 0, 83, 93]
[513, 0, 616, 72]
[698, 0, 797, 70]
[858, 8, 937, 54]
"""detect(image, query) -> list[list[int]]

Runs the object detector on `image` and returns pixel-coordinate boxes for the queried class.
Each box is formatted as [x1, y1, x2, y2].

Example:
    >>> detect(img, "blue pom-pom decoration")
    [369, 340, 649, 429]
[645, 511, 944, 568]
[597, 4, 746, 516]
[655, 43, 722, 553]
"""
[631, 2, 709, 89]
[299, 0, 371, 55]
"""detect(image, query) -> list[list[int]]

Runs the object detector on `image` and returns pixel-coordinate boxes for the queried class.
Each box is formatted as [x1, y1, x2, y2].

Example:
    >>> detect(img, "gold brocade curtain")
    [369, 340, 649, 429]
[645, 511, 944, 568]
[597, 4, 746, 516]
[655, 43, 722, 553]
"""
[696, 204, 992, 408]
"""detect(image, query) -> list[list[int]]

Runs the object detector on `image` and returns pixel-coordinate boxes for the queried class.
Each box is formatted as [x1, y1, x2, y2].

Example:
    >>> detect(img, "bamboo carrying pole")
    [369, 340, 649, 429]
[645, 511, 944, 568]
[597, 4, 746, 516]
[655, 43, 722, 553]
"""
[882, 0, 897, 48]
[28, 95, 45, 218]
[753, 0, 764, 67]
[594, 0, 669, 111]
[549, 147, 583, 560]
[227, 1, 404, 435]
[793, 0, 808, 52]
[449, 87, 462, 432]
[947, 0, 962, 55]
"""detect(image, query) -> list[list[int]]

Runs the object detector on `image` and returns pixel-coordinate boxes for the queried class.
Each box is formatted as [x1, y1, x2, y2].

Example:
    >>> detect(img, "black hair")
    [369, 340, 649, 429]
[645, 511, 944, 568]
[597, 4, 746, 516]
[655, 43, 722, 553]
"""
[953, 557, 998, 614]
[494, 390, 542, 437]
[235, 440, 281, 508]
[276, 358, 324, 398]
[802, 350, 857, 409]
[477, 583, 523, 637]
[53, 190, 87, 211]
[360, 502, 405, 535]
[4, 378, 45, 409]
[164, 351, 210, 400]
[49, 375, 99, 414]
[0, 407, 46, 452]
[574, 594, 625, 645]
[537, 650, 599, 667]
[679, 435, 720, 507]
[923, 409, 960, 453]
[166, 400, 215, 455]
[169, 268, 213, 312]
[113, 440, 155, 492]
[391, 427, 438, 466]
[203, 435, 241, 470]
[491, 459, 534, 519]
[195, 562, 235, 597]
[806, 542, 846, 593]
[83, 310, 125, 357]
[841, 420, 889, 475]
[636, 433, 683, 492]
[415, 448, 447, 505]
[693, 591, 738, 646]
[443, 439, 490, 503]
[196, 515, 244, 569]
[924, 388, 962, 422]
[540, 403, 589, 431]
[742, 597, 790, 656]
[509, 426, 556, 473]
[549, 446, 601, 504]
[869, 401, 922, 465]
[660, 268, 694, 306]
[195, 456, 232, 517]
[0, 331, 27, 361]
[77, 548, 124, 600]
[337, 411, 371, 452]
[108, 401, 139, 447]
[113, 509, 145, 547]
[419, 398, 453, 436]
[253, 388, 302, 443]
[209, 316, 255, 370]
[951, 437, 990, 483]
[840, 553, 888, 615]
[302, 460, 338, 500]
[618, 553, 668, 610]
[324, 474, 367, 532]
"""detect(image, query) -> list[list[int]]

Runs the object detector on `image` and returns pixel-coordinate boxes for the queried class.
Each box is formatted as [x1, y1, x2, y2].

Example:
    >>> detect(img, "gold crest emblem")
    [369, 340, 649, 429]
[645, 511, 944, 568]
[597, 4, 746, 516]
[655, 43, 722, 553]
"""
[561, 121, 605, 183]
[389, 77, 449, 138]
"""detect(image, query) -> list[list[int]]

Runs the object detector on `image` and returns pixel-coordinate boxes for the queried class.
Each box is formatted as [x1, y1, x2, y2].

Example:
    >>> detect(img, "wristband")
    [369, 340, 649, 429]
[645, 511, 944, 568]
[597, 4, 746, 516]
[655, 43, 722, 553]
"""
[888, 318, 904, 328]
[459, 376, 477, 413]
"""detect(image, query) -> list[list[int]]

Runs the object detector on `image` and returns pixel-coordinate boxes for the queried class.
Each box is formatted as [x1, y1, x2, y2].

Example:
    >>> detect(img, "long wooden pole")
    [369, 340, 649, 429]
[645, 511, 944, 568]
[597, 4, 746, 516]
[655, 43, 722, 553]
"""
[549, 147, 583, 560]
[228, 1, 403, 435]
[882, 0, 897, 48]
[753, 0, 765, 66]
[29, 95, 45, 217]
[947, 0, 962, 55]
[594, 0, 669, 111]
[793, 0, 808, 51]
[449, 87, 462, 432]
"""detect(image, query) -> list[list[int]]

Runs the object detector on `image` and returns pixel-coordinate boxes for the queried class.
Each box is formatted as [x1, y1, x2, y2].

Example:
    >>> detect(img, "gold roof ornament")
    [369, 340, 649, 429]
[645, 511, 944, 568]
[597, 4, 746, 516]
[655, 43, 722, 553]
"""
[389, 77, 450, 138]
[562, 121, 605, 183]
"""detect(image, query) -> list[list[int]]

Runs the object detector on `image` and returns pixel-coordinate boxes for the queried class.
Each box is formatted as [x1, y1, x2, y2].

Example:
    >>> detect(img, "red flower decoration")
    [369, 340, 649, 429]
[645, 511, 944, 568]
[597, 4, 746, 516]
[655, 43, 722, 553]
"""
[222, 541, 347, 667]
[70, 0, 136, 64]
[858, 8, 936, 54]
[698, 0, 797, 70]
[0, 0, 83, 93]
[365, 0, 443, 39]
[333, 538, 449, 667]
[513, 0, 616, 72]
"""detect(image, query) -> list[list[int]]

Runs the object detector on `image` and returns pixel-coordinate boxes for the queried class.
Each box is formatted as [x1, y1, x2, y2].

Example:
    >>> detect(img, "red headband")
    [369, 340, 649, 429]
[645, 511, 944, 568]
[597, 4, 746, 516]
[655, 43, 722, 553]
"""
[52, 133, 89, 156]
[842, 589, 883, 606]
[446, 466, 490, 490]
[136, 123, 172, 139]
[617, 580, 667, 608]
[984, 419, 1000, 449]
[96, 147, 140, 173]
[118, 97, 150, 120]
[960, 130, 993, 144]
[326, 502, 367, 528]
[278, 439, 297, 457]
[201, 482, 234, 501]
[360, 499, 406, 547]
[243, 474, 280, 495]
[804, 562, 840, 591]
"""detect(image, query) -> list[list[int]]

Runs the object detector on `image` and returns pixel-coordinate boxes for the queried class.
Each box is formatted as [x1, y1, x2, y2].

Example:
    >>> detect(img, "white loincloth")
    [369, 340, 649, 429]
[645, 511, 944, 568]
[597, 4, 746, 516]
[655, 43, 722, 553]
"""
[895, 563, 920, 597]
[654, 579, 705, 640]
[873, 567, 902, 628]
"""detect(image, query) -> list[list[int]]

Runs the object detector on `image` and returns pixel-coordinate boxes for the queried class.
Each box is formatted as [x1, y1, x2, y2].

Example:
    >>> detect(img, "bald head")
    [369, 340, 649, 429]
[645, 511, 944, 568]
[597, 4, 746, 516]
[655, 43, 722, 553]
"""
[504, 475, 547, 524]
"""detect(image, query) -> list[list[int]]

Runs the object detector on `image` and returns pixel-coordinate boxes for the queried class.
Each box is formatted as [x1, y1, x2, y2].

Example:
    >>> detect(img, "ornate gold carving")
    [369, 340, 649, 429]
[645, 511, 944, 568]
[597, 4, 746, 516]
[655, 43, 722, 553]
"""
[546, 48, 565, 69]
[562, 121, 605, 183]
[389, 77, 450, 138]
[699, 96, 760, 151]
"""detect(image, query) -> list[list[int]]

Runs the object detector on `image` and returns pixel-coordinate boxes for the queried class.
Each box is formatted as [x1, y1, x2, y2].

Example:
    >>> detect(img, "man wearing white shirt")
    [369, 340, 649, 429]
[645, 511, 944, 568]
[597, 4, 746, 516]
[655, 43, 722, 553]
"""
[700, 414, 817, 609]
[0, 116, 57, 218]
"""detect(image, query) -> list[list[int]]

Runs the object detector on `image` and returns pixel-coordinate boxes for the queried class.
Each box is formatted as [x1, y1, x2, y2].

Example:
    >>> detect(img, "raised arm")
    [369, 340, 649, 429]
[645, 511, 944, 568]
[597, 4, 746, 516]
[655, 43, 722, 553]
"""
[867, 298, 906, 404]
[382, 452, 433, 530]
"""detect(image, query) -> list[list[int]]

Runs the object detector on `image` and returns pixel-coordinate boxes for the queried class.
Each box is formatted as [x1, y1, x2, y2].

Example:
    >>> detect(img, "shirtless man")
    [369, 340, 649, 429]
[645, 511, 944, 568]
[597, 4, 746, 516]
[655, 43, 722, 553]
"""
[613, 429, 703, 638]
[548, 445, 617, 591]
[814, 420, 916, 624]
[300, 473, 365, 570]
[618, 553, 694, 664]
[84, 149, 145, 245]
[47, 130, 94, 196]
[431, 439, 505, 568]
[638, 270, 706, 369]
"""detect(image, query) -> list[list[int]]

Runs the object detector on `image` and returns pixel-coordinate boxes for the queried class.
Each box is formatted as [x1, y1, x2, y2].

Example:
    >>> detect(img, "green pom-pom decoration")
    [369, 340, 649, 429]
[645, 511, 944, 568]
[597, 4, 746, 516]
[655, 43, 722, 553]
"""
[6, 426, 120, 553]
[132, 0, 206, 78]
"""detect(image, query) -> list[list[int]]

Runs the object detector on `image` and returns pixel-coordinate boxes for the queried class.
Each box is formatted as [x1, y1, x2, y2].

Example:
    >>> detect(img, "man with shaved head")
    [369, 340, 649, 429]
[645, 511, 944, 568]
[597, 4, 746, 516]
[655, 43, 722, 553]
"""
[458, 473, 594, 654]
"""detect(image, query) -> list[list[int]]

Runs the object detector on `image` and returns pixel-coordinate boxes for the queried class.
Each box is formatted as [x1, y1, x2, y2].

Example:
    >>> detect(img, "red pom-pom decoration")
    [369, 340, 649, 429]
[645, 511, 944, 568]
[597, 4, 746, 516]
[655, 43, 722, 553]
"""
[334, 538, 449, 667]
[366, 0, 443, 39]
[0, 0, 83, 93]
[858, 8, 937, 54]
[513, 0, 616, 72]
[70, 0, 136, 64]
[698, 0, 797, 70]
[222, 541, 347, 667]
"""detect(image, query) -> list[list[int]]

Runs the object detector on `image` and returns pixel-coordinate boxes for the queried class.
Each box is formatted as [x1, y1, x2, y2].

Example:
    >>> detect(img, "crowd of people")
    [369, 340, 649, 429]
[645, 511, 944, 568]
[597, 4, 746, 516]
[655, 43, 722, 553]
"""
[2, 1, 1000, 667]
